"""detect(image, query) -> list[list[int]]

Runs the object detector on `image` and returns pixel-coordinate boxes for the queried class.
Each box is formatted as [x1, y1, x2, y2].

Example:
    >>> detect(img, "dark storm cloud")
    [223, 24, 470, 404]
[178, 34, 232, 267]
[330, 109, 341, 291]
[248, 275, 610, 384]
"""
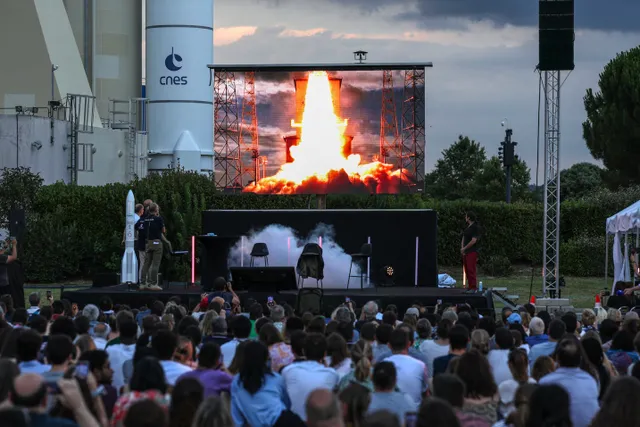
[313, 0, 640, 32]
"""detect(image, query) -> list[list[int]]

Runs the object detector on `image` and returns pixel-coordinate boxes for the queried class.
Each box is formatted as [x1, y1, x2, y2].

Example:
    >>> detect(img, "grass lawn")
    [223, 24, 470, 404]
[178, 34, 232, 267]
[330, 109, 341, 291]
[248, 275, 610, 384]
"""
[21, 266, 609, 311]
[437, 266, 608, 310]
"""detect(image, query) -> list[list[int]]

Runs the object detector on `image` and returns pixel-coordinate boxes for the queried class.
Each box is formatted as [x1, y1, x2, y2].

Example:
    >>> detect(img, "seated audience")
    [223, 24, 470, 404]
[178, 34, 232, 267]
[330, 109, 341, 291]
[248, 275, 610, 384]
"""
[539, 335, 599, 427]
[177, 342, 232, 397]
[221, 315, 252, 368]
[432, 324, 469, 377]
[367, 361, 416, 423]
[282, 333, 339, 420]
[230, 340, 299, 426]
[384, 327, 428, 406]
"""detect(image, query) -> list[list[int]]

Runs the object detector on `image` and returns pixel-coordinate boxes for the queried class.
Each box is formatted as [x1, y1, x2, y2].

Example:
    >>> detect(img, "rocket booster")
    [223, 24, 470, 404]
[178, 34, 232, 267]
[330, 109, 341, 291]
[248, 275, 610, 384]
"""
[121, 190, 139, 284]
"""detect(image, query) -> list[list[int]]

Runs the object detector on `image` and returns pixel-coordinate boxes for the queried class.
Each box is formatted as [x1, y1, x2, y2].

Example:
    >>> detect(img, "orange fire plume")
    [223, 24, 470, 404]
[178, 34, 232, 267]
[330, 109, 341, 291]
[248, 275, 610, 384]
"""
[244, 71, 410, 194]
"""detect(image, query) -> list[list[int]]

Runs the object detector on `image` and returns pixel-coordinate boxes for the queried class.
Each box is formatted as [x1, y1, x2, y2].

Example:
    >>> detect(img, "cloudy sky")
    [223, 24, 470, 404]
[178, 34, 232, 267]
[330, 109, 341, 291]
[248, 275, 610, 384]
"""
[200, 0, 640, 182]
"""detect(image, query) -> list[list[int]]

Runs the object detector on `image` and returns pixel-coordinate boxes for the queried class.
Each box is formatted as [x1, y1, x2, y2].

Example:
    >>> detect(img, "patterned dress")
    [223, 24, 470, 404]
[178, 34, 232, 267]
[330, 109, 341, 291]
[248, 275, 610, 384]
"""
[110, 390, 170, 427]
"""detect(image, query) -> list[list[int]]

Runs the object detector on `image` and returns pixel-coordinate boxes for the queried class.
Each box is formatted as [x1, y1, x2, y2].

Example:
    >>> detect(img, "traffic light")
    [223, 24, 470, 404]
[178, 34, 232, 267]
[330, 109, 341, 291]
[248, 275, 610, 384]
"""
[499, 142, 505, 165]
[504, 141, 516, 166]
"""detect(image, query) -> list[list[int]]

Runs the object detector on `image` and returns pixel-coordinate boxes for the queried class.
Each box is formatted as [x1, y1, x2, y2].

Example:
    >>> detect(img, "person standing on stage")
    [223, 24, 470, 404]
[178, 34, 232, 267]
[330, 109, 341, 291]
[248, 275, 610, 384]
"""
[0, 237, 18, 294]
[134, 203, 147, 283]
[461, 212, 480, 290]
[140, 203, 165, 291]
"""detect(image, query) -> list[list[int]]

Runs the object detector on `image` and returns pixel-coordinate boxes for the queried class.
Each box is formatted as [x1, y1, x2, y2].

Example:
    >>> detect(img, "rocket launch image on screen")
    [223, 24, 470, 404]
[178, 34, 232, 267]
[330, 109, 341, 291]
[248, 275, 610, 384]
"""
[213, 69, 426, 194]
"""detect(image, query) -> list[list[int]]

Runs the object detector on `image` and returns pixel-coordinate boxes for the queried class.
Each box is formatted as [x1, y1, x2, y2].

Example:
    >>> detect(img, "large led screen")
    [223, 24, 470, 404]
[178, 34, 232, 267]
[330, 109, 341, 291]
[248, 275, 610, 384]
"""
[214, 69, 425, 194]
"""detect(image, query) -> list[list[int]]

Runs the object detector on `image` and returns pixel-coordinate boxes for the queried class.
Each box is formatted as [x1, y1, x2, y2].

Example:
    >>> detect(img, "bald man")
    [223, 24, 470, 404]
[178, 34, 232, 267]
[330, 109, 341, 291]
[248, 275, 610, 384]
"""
[305, 389, 344, 427]
[12, 373, 100, 427]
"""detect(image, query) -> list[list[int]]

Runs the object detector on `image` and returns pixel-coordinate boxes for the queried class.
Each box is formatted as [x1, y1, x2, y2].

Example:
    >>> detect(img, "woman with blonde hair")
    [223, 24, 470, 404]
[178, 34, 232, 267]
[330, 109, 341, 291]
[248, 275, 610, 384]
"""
[337, 340, 373, 392]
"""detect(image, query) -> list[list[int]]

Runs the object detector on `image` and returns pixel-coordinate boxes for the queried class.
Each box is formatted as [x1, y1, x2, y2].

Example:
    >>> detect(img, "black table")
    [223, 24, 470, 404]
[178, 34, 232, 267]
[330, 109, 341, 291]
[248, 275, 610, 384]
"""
[197, 235, 241, 290]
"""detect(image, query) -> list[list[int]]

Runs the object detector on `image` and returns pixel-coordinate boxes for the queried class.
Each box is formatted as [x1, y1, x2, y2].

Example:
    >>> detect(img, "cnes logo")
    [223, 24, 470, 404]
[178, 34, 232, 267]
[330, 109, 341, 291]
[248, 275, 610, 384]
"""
[160, 47, 187, 86]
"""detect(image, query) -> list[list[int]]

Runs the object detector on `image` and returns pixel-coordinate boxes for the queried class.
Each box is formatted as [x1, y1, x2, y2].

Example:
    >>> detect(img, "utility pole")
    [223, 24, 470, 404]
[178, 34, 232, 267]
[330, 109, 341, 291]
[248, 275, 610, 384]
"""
[498, 128, 517, 203]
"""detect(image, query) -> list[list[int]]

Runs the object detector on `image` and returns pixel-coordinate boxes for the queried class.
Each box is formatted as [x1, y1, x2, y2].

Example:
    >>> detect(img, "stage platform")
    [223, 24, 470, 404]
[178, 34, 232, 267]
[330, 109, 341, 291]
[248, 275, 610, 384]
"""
[62, 283, 495, 317]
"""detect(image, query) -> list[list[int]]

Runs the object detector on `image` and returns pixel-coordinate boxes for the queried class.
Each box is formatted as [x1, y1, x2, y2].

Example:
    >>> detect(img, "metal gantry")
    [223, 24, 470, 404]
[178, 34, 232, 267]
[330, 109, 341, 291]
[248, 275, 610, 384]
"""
[401, 68, 426, 187]
[239, 71, 260, 186]
[213, 72, 242, 189]
[542, 70, 561, 296]
[65, 94, 95, 184]
[379, 70, 400, 164]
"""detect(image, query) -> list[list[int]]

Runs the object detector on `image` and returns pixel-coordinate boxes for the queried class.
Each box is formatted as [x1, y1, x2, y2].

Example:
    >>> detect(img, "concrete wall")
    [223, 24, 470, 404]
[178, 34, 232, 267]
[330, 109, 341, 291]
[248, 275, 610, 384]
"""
[77, 126, 128, 185]
[0, 114, 145, 186]
[0, 114, 69, 184]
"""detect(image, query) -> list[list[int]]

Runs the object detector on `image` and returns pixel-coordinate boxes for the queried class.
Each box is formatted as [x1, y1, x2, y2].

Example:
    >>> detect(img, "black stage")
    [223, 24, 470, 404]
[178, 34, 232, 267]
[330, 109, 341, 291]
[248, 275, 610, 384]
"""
[62, 284, 494, 317]
[200, 209, 438, 288]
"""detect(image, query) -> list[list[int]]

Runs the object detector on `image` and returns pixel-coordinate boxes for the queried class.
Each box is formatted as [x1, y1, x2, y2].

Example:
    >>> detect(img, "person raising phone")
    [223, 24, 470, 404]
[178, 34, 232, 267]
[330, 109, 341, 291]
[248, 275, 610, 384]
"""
[205, 277, 240, 313]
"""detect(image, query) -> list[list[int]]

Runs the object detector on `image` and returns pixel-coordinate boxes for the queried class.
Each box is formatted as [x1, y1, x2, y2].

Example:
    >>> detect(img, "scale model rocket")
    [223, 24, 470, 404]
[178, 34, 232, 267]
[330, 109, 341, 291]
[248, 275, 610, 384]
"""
[121, 190, 138, 284]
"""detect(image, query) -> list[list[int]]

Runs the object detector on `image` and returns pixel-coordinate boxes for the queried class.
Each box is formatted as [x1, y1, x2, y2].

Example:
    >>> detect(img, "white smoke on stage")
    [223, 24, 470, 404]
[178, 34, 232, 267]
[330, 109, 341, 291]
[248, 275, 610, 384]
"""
[227, 224, 363, 289]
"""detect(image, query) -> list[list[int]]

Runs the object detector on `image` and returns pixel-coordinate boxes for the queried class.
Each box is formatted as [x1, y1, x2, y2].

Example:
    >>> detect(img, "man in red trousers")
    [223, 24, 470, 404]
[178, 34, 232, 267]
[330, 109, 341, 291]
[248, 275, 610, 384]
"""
[461, 212, 480, 290]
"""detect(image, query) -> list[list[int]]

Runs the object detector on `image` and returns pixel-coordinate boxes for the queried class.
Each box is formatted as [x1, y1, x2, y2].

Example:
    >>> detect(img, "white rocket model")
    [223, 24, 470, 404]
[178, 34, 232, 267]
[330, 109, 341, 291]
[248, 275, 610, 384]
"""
[146, 0, 214, 173]
[121, 190, 139, 284]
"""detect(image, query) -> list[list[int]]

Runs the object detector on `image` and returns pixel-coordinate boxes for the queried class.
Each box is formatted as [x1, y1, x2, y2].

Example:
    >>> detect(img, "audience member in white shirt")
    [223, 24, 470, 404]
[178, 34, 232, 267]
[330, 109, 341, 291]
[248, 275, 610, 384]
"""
[220, 315, 252, 368]
[420, 319, 453, 376]
[384, 328, 428, 407]
[106, 317, 139, 391]
[91, 322, 110, 349]
[151, 329, 192, 386]
[26, 293, 41, 316]
[488, 328, 515, 386]
[282, 333, 340, 421]
[498, 348, 536, 419]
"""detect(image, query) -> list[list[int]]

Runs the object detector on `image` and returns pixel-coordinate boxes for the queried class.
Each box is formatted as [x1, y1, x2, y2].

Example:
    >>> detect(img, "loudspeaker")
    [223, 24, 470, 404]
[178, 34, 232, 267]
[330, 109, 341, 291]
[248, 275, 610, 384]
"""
[538, 0, 575, 71]
[92, 272, 120, 288]
[230, 267, 298, 292]
[8, 208, 25, 241]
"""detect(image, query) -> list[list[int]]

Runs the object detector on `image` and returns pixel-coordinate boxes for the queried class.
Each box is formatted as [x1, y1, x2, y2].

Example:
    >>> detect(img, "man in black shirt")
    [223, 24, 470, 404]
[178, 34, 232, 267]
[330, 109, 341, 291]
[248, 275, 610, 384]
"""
[461, 212, 480, 290]
[134, 203, 146, 283]
[140, 203, 165, 291]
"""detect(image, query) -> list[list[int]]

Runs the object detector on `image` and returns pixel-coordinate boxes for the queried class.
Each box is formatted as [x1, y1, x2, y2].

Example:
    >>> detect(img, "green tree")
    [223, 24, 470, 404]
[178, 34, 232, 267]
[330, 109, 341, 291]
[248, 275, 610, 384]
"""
[425, 135, 486, 200]
[0, 167, 43, 222]
[583, 46, 640, 187]
[560, 162, 604, 200]
[474, 156, 532, 202]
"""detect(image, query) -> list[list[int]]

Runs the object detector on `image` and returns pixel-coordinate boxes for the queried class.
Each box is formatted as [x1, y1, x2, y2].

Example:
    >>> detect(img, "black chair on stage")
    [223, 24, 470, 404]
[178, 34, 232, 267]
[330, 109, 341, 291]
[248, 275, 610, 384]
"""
[250, 243, 269, 266]
[296, 243, 324, 289]
[347, 243, 372, 289]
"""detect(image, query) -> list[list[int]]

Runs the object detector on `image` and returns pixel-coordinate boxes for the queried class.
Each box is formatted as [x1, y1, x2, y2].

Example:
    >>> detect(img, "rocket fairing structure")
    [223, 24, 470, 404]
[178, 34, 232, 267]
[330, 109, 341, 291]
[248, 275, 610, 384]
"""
[121, 190, 138, 284]
[146, 0, 214, 173]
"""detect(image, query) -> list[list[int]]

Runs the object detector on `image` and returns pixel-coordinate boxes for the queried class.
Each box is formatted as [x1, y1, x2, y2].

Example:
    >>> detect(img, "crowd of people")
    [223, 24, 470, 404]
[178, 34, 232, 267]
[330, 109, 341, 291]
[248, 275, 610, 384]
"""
[0, 284, 640, 427]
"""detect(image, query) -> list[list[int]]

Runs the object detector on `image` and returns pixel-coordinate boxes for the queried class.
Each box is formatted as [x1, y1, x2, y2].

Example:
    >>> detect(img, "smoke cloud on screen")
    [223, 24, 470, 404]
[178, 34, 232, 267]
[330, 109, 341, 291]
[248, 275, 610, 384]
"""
[227, 224, 364, 288]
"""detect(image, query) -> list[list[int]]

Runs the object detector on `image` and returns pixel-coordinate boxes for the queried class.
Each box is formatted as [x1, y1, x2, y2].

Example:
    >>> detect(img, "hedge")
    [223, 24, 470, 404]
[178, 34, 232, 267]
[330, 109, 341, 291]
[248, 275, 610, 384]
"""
[1, 168, 637, 282]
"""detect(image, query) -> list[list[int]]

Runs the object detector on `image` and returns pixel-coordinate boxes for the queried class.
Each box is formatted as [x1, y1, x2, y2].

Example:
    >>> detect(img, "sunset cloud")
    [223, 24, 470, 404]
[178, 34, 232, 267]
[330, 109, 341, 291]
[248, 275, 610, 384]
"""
[279, 28, 327, 38]
[214, 26, 258, 46]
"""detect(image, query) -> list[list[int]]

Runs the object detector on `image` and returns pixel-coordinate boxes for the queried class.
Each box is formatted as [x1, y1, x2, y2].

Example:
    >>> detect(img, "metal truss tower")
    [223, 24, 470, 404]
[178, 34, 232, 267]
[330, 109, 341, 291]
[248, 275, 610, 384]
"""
[379, 70, 400, 164]
[401, 68, 426, 186]
[213, 72, 242, 189]
[239, 71, 260, 186]
[542, 70, 561, 296]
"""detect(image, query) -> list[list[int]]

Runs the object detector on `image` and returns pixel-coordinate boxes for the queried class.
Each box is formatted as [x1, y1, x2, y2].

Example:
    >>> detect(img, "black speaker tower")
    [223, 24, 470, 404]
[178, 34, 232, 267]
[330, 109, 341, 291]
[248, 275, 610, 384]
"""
[538, 0, 575, 71]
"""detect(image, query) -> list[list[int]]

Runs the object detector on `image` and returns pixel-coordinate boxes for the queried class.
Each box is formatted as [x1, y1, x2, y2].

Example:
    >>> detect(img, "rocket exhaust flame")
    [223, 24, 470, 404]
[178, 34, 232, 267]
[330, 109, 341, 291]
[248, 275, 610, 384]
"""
[244, 71, 410, 194]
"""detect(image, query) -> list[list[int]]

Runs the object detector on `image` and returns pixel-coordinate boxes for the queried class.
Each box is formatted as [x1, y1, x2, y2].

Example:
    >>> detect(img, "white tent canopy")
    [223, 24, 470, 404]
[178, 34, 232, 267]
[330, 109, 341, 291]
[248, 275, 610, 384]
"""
[605, 200, 640, 289]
